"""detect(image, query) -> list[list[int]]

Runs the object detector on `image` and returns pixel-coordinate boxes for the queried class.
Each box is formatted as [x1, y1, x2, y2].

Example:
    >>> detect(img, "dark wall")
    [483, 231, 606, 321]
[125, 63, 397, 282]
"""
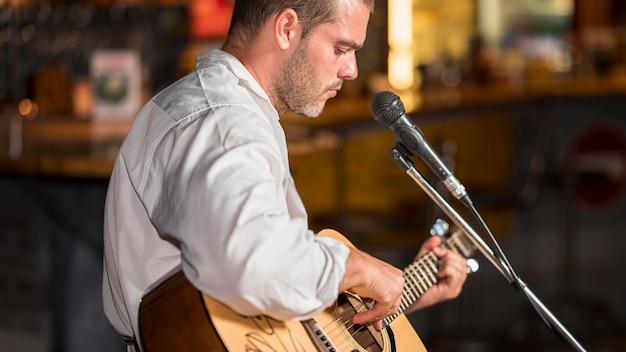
[0, 176, 124, 352]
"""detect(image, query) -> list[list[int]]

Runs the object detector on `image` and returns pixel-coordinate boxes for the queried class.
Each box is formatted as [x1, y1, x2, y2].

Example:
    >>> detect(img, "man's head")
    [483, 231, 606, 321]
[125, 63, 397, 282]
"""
[224, 0, 374, 117]
[227, 0, 375, 47]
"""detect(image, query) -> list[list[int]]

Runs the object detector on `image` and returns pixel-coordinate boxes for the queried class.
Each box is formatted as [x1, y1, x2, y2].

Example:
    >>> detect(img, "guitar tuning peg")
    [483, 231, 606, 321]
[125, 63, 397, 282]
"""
[466, 258, 480, 274]
[429, 219, 450, 237]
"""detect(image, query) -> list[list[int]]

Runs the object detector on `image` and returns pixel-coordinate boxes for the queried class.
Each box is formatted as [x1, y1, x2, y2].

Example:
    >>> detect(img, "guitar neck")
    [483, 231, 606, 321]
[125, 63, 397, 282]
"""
[383, 232, 469, 326]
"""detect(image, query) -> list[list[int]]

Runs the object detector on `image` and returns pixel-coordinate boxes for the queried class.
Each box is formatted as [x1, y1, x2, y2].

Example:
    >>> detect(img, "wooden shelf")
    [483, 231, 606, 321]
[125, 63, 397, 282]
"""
[2, 75, 626, 178]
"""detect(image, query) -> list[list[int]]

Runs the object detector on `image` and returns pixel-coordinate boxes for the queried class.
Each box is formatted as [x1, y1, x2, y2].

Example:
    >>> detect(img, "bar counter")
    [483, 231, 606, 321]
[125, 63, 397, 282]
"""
[0, 118, 130, 179]
[2, 76, 626, 179]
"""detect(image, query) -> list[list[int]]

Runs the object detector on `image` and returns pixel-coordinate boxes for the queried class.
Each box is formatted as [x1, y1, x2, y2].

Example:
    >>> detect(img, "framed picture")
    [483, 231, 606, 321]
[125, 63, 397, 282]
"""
[91, 50, 142, 120]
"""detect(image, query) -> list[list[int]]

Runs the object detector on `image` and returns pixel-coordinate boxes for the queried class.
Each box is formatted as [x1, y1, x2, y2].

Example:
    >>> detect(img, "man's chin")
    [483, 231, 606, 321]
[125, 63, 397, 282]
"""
[295, 102, 326, 118]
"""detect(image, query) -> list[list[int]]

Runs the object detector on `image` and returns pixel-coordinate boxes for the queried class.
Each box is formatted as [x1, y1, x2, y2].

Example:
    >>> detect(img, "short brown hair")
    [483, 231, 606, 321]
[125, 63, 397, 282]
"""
[227, 0, 375, 45]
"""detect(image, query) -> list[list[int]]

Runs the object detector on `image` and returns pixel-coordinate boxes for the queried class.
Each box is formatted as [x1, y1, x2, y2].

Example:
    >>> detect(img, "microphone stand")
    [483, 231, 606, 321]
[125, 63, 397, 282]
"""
[390, 147, 586, 352]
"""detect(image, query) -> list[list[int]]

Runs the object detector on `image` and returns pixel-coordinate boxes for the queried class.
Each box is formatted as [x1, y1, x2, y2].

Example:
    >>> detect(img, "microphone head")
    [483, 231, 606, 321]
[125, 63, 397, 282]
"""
[370, 91, 406, 127]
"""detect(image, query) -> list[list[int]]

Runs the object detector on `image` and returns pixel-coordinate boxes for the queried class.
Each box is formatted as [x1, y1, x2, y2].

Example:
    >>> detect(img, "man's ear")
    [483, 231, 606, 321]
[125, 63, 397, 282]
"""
[274, 9, 300, 50]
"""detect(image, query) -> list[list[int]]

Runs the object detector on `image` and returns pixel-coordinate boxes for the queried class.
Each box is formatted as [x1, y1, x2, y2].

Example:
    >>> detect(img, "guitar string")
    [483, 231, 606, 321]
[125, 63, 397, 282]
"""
[322, 302, 369, 333]
[320, 316, 363, 351]
[320, 302, 371, 347]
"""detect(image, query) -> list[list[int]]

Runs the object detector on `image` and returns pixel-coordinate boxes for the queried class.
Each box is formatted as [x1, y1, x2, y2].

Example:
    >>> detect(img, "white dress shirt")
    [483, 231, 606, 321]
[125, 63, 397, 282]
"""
[102, 49, 350, 344]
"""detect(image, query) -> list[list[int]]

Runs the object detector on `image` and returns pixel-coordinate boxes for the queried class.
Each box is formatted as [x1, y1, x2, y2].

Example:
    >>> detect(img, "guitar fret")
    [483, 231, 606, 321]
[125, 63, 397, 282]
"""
[406, 265, 422, 295]
[417, 261, 431, 290]
[425, 262, 438, 283]
[400, 296, 410, 311]
[416, 276, 427, 295]
[409, 267, 423, 295]
[403, 283, 418, 302]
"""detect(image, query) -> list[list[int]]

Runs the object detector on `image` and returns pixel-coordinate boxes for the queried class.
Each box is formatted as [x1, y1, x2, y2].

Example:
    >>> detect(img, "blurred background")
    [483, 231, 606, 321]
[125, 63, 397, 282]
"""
[1, 0, 625, 351]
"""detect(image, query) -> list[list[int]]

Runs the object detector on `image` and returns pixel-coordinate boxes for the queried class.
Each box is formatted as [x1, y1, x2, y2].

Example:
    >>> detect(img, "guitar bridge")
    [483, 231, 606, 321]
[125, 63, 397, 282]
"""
[301, 319, 340, 352]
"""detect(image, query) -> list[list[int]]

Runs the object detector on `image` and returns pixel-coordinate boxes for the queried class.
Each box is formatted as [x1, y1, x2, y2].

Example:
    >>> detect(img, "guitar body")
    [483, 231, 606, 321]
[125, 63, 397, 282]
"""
[139, 230, 427, 351]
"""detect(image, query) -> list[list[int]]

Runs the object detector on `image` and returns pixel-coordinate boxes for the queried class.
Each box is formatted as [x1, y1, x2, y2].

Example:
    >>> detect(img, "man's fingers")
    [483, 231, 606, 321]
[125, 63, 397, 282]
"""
[352, 299, 400, 328]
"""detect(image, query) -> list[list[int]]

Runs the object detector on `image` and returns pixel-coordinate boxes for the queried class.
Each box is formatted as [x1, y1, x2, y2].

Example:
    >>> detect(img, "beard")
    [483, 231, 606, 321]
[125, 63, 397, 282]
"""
[273, 41, 335, 118]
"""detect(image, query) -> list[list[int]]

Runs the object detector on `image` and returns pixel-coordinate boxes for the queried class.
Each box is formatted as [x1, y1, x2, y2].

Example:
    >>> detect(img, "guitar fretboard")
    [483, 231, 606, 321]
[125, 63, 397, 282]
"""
[383, 232, 471, 327]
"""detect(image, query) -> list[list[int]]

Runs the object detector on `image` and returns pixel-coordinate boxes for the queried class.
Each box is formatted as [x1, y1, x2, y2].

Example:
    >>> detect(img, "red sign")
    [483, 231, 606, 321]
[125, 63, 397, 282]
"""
[189, 0, 233, 39]
[567, 125, 626, 207]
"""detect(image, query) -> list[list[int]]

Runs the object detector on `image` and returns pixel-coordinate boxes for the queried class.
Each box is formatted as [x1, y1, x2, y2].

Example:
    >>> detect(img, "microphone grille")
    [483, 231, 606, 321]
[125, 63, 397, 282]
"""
[370, 91, 405, 127]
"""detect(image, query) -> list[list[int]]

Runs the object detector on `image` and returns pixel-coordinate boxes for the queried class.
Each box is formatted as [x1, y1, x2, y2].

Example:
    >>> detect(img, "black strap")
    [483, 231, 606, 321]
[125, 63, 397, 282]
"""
[121, 335, 140, 350]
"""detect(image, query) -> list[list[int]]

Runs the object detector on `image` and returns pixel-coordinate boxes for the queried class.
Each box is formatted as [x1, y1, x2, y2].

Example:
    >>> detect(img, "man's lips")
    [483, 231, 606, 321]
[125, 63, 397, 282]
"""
[329, 86, 341, 98]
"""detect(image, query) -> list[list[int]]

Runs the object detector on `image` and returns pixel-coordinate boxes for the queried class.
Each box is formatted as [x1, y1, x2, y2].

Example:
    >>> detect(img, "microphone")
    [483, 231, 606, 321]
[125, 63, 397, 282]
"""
[370, 91, 472, 206]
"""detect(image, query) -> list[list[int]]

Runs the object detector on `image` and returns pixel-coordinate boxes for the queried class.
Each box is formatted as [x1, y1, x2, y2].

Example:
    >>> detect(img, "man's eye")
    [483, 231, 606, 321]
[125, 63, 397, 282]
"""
[336, 48, 348, 55]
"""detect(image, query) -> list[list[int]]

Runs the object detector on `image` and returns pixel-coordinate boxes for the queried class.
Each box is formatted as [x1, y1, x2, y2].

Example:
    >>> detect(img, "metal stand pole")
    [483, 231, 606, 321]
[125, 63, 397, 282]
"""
[390, 147, 586, 352]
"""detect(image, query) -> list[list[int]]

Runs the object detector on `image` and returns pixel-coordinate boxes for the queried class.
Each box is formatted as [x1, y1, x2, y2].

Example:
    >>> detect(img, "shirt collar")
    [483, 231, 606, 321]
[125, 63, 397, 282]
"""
[196, 49, 275, 114]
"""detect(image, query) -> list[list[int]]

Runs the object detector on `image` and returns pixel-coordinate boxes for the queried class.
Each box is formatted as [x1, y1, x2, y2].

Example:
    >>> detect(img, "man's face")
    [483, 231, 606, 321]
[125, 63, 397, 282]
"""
[274, 2, 370, 118]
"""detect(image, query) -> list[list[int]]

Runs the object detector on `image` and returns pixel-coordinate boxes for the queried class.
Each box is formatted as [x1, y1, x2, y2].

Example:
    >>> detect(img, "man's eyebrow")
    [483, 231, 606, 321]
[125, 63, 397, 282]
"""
[337, 40, 363, 50]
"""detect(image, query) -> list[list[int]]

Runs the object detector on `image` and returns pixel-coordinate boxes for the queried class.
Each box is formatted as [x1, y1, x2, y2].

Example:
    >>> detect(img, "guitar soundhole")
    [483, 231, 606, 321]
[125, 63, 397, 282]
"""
[335, 294, 385, 352]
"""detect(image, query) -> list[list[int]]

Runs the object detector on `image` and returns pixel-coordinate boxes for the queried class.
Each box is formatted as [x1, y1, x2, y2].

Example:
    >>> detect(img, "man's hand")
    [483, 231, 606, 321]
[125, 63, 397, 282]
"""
[338, 234, 468, 330]
[406, 235, 468, 313]
[339, 248, 404, 331]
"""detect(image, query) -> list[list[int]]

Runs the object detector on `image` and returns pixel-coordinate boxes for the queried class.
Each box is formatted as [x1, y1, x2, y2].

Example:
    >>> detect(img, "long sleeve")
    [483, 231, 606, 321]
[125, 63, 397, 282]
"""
[102, 50, 352, 339]
[145, 102, 349, 320]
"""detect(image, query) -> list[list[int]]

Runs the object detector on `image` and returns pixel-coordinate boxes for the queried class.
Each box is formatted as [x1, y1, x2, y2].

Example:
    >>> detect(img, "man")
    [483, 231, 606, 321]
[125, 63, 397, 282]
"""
[102, 0, 468, 350]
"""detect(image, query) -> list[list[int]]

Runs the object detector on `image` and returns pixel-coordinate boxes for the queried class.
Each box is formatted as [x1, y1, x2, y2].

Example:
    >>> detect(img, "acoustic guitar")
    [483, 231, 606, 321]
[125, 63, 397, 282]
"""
[138, 225, 475, 351]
